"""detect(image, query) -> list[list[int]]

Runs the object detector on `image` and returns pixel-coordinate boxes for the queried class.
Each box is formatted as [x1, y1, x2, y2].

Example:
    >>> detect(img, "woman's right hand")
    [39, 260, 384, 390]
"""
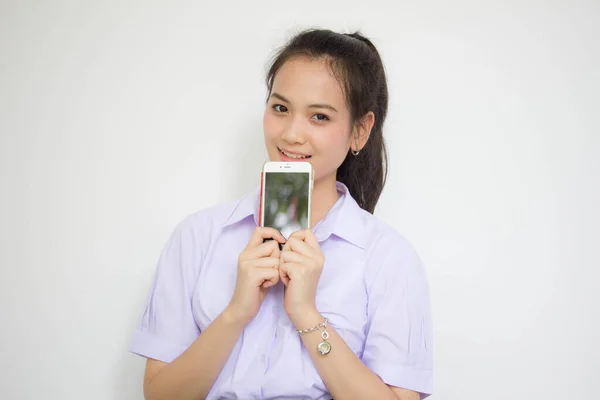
[226, 227, 286, 326]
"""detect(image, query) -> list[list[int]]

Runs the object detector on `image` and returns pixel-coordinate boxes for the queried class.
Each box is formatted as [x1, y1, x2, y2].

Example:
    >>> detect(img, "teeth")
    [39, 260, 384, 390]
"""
[281, 150, 309, 159]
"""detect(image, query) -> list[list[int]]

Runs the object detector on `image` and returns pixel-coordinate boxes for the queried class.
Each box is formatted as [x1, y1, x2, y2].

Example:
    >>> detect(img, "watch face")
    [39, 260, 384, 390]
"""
[317, 341, 331, 355]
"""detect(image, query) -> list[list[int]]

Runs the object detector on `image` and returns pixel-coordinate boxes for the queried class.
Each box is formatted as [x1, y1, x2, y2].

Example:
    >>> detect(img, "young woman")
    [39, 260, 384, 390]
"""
[130, 29, 433, 400]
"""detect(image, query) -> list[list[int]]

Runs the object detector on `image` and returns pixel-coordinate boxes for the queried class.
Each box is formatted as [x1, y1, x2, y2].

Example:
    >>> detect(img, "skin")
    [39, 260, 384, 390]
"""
[141, 57, 420, 400]
[263, 56, 373, 225]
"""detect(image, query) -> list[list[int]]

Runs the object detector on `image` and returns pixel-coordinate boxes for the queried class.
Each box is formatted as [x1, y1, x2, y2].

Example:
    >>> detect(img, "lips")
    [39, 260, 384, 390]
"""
[279, 148, 311, 159]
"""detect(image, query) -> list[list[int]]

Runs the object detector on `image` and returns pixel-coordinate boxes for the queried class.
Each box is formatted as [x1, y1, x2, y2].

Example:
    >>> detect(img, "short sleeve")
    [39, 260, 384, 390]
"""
[129, 216, 203, 363]
[362, 236, 433, 398]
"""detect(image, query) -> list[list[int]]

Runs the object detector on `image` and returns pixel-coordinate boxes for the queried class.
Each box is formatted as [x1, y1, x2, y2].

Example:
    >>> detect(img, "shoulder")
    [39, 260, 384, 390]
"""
[167, 191, 255, 248]
[357, 211, 426, 282]
[355, 210, 418, 258]
[335, 186, 422, 270]
[180, 199, 239, 232]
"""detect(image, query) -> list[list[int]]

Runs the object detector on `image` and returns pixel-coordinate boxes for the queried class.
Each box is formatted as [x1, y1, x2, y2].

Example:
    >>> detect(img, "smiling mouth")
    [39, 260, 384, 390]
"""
[279, 148, 311, 159]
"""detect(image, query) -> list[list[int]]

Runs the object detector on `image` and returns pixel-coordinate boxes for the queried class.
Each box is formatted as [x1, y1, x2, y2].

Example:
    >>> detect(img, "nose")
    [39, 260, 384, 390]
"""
[281, 116, 307, 145]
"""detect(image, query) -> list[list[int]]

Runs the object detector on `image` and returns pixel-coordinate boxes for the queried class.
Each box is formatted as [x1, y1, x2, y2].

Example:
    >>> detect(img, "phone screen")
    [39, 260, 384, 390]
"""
[263, 172, 310, 238]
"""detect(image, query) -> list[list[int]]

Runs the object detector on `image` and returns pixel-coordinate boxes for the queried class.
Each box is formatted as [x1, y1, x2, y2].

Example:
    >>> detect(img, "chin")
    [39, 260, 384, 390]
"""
[313, 170, 338, 185]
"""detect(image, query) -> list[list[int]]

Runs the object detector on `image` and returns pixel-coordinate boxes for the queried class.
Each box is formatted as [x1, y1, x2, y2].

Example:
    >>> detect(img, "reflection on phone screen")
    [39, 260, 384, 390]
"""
[264, 172, 309, 238]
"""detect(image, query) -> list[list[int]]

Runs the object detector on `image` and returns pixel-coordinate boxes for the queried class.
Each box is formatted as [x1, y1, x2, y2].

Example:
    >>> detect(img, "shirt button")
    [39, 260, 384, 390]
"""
[272, 305, 278, 314]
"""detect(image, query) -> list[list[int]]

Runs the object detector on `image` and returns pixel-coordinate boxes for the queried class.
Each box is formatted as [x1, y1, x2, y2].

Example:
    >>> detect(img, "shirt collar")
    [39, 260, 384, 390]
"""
[223, 182, 368, 249]
[314, 182, 367, 249]
[223, 187, 260, 228]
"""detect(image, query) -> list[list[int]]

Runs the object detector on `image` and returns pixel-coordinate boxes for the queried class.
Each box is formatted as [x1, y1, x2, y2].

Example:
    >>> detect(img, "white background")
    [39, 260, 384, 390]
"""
[1, 1, 599, 399]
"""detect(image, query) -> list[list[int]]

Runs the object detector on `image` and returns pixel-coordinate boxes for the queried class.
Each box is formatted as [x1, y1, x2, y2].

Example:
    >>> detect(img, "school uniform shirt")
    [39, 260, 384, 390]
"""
[129, 182, 433, 399]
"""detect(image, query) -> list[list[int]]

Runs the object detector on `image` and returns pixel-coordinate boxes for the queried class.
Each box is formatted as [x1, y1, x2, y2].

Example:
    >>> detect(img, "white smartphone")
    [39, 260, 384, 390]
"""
[260, 161, 314, 239]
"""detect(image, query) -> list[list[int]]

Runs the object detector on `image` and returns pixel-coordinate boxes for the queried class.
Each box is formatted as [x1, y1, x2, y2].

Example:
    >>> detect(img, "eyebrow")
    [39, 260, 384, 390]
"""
[270, 92, 338, 113]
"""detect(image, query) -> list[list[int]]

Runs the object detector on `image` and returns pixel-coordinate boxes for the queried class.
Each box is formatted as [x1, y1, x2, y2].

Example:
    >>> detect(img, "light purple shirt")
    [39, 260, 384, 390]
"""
[130, 182, 433, 399]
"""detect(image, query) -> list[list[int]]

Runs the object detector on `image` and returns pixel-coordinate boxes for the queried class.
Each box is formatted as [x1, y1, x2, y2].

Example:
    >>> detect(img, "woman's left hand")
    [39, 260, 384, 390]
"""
[279, 229, 324, 324]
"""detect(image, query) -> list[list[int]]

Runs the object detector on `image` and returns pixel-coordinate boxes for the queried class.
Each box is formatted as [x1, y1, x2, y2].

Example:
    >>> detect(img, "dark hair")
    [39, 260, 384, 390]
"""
[265, 28, 389, 214]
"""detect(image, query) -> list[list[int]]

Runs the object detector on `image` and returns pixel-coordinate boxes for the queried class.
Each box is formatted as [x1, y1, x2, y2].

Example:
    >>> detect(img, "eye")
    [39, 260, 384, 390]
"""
[312, 113, 329, 122]
[273, 104, 288, 113]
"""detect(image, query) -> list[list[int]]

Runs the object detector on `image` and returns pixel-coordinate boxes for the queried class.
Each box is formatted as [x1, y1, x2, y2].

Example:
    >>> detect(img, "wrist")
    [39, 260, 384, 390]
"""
[221, 305, 252, 331]
[290, 307, 323, 330]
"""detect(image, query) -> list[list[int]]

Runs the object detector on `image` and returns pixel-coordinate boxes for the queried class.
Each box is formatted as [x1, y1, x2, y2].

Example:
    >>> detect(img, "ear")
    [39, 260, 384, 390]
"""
[351, 111, 375, 153]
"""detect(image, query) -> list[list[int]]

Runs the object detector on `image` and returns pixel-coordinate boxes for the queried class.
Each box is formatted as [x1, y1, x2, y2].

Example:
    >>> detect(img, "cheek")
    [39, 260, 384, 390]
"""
[263, 112, 279, 139]
[312, 127, 351, 177]
[319, 126, 351, 155]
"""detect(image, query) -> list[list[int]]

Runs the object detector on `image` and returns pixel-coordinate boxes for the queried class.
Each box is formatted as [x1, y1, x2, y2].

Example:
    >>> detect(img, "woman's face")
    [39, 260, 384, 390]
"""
[263, 57, 354, 184]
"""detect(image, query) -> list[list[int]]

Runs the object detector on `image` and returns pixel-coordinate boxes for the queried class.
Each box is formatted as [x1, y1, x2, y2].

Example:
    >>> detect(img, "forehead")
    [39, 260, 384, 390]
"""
[272, 57, 346, 106]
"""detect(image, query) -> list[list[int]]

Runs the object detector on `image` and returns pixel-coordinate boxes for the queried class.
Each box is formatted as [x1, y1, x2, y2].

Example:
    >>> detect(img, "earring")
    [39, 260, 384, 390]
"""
[351, 149, 360, 156]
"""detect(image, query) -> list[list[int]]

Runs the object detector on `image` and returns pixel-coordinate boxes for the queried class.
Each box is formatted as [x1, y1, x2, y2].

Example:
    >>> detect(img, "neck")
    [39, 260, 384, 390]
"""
[310, 174, 340, 227]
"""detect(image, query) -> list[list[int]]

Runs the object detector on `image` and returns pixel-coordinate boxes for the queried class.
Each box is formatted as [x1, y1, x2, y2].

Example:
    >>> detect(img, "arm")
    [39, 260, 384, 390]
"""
[293, 310, 420, 400]
[143, 307, 246, 400]
[133, 227, 286, 400]
[280, 230, 432, 400]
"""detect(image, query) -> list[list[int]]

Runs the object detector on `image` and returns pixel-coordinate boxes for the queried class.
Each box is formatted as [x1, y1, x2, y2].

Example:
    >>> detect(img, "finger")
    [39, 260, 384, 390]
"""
[282, 236, 314, 257]
[253, 267, 280, 287]
[279, 261, 302, 283]
[280, 250, 310, 265]
[262, 238, 284, 252]
[246, 256, 280, 269]
[260, 278, 279, 289]
[279, 262, 290, 286]
[246, 227, 286, 249]
[243, 240, 280, 260]
[289, 228, 319, 249]
[260, 269, 280, 288]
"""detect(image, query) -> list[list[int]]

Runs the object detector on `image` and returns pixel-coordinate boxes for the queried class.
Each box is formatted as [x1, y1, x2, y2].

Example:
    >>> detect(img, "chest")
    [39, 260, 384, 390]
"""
[192, 229, 370, 397]
[193, 227, 369, 346]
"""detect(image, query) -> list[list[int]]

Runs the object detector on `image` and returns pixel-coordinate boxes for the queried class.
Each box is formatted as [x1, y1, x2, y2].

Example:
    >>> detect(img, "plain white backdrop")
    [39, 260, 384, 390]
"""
[1, 1, 598, 399]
